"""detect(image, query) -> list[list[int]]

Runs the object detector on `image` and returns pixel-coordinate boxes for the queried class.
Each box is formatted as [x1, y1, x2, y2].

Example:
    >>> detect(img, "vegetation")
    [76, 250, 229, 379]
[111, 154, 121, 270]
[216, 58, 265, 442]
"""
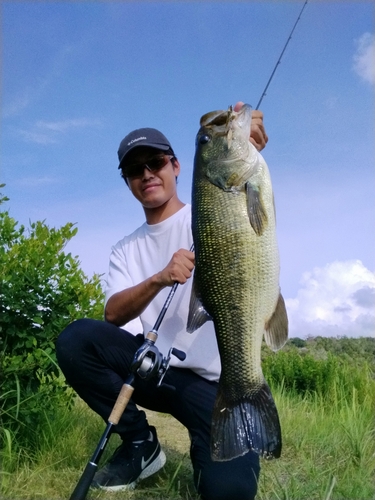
[262, 337, 375, 405]
[1, 336, 374, 500]
[1, 187, 374, 499]
[0, 187, 104, 453]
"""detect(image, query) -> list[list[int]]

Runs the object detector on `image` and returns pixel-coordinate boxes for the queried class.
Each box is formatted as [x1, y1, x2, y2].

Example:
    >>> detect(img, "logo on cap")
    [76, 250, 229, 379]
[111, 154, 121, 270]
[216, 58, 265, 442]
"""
[127, 137, 146, 146]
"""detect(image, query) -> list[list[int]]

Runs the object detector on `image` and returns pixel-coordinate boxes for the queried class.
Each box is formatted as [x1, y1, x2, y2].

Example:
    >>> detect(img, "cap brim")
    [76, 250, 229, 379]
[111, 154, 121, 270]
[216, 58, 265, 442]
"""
[118, 143, 171, 169]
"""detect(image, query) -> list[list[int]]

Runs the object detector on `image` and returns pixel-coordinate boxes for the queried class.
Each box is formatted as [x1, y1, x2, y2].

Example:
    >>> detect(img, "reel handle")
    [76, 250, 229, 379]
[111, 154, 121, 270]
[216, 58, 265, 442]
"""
[171, 347, 186, 361]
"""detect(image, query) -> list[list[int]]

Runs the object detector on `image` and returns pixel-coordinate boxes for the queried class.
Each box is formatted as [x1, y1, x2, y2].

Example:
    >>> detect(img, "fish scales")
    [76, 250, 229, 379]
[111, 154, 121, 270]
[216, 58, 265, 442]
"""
[187, 104, 288, 462]
[193, 162, 277, 400]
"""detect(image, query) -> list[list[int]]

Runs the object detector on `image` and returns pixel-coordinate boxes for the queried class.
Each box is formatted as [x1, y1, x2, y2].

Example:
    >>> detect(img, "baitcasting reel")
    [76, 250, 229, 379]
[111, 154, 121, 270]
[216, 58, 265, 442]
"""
[130, 332, 186, 389]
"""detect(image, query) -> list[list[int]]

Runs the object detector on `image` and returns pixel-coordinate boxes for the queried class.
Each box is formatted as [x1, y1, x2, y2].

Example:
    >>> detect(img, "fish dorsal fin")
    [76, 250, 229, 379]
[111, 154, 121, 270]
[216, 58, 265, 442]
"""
[187, 279, 213, 333]
[264, 293, 289, 351]
[246, 182, 268, 236]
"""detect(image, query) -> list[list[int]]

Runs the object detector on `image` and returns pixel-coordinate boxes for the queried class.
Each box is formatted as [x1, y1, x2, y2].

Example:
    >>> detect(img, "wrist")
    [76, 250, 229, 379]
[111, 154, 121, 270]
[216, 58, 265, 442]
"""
[151, 272, 167, 289]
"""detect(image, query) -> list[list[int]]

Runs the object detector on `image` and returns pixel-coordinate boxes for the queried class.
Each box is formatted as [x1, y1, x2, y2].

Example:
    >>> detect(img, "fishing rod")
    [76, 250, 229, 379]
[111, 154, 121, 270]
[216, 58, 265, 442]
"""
[68, 246, 194, 500]
[255, 0, 308, 110]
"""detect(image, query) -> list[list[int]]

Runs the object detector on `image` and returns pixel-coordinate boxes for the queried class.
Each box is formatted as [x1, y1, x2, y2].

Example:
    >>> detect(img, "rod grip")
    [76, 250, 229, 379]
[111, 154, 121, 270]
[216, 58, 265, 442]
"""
[108, 383, 134, 425]
[69, 461, 97, 500]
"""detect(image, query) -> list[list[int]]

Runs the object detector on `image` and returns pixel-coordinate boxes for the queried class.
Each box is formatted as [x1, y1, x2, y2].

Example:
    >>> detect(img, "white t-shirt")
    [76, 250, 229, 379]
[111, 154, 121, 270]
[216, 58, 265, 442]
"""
[105, 204, 221, 382]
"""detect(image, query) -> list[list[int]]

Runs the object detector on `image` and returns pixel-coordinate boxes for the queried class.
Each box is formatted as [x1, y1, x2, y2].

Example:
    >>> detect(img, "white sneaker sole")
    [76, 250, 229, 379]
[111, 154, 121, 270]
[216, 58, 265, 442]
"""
[98, 449, 167, 492]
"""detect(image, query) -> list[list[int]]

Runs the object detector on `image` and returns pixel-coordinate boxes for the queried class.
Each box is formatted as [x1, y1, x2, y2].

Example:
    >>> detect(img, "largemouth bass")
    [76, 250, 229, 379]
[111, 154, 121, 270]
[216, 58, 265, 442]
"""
[187, 104, 288, 461]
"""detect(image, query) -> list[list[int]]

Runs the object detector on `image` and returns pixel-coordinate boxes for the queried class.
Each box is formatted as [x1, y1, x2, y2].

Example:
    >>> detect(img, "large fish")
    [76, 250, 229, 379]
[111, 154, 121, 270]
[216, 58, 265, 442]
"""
[187, 104, 288, 462]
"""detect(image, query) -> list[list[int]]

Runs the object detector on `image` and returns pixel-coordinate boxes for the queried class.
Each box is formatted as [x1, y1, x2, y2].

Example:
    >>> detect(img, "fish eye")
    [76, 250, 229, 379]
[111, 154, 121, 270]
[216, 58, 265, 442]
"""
[199, 134, 211, 145]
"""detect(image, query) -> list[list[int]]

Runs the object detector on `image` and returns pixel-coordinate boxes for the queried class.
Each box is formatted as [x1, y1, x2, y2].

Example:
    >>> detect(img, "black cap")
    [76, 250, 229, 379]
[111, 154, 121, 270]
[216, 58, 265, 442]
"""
[117, 127, 174, 169]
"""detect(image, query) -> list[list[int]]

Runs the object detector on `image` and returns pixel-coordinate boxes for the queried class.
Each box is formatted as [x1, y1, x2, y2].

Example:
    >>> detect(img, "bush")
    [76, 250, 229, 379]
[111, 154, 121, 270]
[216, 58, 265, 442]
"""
[0, 187, 105, 450]
[289, 337, 307, 348]
[263, 347, 375, 405]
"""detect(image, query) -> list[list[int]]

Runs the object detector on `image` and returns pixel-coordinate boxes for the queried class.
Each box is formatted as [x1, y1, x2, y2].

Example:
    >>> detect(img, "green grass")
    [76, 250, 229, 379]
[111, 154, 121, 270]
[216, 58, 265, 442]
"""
[2, 380, 374, 500]
[0, 402, 197, 500]
[256, 385, 375, 500]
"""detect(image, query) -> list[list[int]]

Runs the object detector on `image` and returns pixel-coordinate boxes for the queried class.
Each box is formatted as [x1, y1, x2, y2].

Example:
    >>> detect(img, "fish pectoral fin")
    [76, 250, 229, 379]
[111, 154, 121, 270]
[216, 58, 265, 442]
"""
[246, 182, 268, 236]
[264, 293, 289, 351]
[186, 279, 213, 333]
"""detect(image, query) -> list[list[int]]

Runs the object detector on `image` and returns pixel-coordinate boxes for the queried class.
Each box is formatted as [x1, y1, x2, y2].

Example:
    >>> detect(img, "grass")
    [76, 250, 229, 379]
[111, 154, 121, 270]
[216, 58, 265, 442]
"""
[256, 385, 375, 500]
[1, 383, 375, 499]
[1, 403, 197, 500]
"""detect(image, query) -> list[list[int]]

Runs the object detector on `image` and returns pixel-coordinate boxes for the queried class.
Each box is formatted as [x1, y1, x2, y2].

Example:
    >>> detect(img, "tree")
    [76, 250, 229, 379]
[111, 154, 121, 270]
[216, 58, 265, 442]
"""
[0, 186, 105, 448]
[289, 337, 307, 348]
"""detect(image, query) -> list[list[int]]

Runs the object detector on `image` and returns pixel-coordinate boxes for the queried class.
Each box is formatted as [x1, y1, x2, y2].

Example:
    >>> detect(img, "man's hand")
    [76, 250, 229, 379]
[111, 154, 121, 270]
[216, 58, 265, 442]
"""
[234, 101, 268, 152]
[158, 248, 195, 286]
[105, 248, 195, 326]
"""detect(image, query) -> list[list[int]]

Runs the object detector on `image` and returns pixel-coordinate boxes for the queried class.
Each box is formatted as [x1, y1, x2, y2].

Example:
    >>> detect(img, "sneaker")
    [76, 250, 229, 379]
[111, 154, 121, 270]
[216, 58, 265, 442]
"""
[91, 426, 166, 491]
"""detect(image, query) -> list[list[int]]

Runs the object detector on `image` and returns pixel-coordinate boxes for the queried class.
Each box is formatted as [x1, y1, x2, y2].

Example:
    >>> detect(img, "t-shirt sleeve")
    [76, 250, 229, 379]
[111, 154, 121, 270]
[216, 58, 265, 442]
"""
[104, 242, 143, 335]
[105, 244, 130, 301]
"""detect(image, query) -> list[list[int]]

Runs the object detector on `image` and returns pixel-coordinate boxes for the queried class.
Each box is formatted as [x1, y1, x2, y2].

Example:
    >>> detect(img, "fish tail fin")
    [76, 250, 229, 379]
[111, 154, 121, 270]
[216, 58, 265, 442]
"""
[211, 381, 282, 461]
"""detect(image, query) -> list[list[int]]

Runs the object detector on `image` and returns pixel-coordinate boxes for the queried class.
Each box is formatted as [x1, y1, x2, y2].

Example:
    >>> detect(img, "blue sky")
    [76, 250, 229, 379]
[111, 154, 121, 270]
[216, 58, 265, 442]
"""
[2, 1, 374, 338]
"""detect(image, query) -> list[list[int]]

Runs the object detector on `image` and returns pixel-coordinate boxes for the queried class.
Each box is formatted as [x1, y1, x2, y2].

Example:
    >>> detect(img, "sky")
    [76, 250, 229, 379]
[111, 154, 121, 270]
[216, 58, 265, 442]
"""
[2, 1, 374, 339]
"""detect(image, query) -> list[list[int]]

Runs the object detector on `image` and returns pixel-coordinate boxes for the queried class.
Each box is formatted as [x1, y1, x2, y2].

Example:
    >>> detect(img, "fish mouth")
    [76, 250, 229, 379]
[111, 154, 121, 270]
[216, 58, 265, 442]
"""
[236, 103, 252, 129]
[199, 104, 252, 148]
[200, 104, 252, 129]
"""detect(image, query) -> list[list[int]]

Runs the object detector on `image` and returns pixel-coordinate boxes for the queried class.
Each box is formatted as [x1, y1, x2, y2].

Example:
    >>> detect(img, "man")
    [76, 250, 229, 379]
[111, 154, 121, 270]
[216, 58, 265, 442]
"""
[56, 102, 268, 500]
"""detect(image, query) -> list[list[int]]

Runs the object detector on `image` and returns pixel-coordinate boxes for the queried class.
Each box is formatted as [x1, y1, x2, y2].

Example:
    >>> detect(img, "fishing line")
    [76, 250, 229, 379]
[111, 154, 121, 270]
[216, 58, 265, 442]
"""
[255, 0, 308, 110]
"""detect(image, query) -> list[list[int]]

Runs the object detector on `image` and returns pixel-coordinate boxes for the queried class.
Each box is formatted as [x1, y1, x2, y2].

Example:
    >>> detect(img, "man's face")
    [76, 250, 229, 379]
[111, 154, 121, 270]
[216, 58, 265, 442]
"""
[124, 147, 180, 210]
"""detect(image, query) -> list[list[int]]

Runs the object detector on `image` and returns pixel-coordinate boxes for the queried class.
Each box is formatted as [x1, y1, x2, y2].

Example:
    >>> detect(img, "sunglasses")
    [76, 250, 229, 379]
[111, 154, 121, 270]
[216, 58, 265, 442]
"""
[124, 155, 173, 179]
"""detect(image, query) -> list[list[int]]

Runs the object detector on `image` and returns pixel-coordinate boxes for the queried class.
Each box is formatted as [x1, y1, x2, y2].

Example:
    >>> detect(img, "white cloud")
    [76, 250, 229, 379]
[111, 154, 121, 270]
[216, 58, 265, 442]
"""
[285, 260, 375, 339]
[352, 32, 375, 85]
[3, 44, 76, 119]
[15, 118, 102, 144]
[17, 128, 59, 145]
[2, 90, 32, 119]
[35, 118, 102, 133]
[17, 176, 61, 188]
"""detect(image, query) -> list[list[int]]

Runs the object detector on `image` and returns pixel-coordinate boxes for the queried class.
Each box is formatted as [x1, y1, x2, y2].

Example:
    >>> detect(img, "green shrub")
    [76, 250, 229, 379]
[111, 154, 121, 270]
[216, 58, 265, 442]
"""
[263, 347, 375, 405]
[0, 187, 105, 450]
[289, 337, 307, 348]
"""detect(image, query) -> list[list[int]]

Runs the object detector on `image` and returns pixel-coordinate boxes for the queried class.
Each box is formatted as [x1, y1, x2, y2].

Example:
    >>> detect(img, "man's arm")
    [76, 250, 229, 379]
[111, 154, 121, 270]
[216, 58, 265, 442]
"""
[105, 248, 195, 326]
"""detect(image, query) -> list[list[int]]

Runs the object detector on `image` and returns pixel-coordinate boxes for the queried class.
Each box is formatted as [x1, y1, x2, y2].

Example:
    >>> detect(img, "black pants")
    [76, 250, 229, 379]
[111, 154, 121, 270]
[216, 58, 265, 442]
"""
[56, 319, 260, 500]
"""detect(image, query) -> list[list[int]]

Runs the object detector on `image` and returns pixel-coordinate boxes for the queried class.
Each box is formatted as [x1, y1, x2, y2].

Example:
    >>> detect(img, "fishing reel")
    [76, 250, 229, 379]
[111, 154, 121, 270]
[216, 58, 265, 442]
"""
[130, 334, 186, 390]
